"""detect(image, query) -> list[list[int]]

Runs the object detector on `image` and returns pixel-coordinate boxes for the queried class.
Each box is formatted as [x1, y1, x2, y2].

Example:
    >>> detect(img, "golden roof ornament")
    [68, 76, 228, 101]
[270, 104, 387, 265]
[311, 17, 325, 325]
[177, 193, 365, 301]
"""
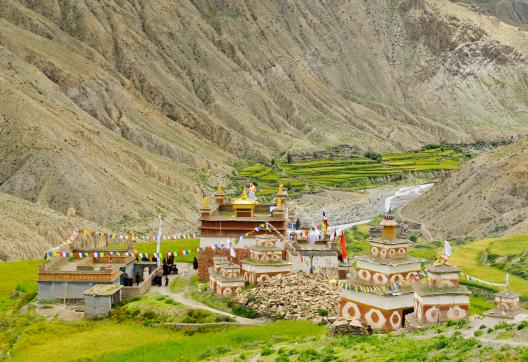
[203, 196, 209, 208]
[277, 196, 282, 209]
[216, 183, 223, 193]
[232, 187, 257, 205]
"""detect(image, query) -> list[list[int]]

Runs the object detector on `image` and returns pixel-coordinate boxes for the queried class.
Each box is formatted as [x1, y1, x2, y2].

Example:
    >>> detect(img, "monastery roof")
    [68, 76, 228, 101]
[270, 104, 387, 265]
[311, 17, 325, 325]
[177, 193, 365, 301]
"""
[369, 237, 410, 246]
[232, 188, 257, 206]
[247, 245, 283, 252]
[415, 284, 470, 297]
[426, 264, 460, 274]
[241, 259, 292, 266]
[83, 284, 122, 296]
[354, 254, 424, 266]
[495, 290, 520, 299]
[380, 215, 398, 227]
[208, 268, 245, 283]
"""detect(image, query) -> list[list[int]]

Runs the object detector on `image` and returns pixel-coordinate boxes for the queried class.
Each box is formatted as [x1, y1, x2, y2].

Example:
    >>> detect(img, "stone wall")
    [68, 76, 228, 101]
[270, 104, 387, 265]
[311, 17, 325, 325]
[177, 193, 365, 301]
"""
[197, 248, 251, 281]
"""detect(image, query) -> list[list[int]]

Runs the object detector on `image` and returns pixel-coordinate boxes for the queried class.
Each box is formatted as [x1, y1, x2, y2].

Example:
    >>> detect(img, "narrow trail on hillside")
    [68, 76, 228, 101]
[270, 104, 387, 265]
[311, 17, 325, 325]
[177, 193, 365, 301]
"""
[157, 264, 265, 326]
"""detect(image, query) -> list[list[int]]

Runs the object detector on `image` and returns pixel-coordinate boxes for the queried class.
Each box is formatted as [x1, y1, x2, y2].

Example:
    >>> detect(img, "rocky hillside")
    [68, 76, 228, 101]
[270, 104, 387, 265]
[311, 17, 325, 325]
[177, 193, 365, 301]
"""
[1, 0, 528, 259]
[455, 0, 528, 30]
[402, 139, 528, 240]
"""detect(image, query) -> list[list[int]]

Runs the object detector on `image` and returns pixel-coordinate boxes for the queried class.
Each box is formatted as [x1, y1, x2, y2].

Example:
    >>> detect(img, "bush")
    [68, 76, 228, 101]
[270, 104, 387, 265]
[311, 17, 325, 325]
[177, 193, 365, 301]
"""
[275, 356, 289, 362]
[446, 319, 470, 329]
[231, 305, 259, 319]
[474, 330, 483, 337]
[364, 151, 382, 163]
[409, 235, 418, 242]
[318, 309, 329, 317]
[261, 346, 274, 356]
[518, 320, 528, 330]
[182, 309, 212, 323]
[15, 283, 28, 293]
[297, 348, 320, 361]
[286, 152, 292, 163]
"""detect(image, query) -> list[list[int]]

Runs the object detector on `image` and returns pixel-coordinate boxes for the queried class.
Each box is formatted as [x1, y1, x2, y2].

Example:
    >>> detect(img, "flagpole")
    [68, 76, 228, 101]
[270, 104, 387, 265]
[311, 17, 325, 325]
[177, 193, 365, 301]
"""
[156, 216, 163, 267]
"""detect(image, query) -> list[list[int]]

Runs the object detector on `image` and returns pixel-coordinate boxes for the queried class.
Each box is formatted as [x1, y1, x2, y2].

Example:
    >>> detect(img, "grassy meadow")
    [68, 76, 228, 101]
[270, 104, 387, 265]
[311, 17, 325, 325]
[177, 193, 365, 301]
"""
[237, 147, 466, 196]
[107, 239, 200, 263]
[448, 237, 528, 300]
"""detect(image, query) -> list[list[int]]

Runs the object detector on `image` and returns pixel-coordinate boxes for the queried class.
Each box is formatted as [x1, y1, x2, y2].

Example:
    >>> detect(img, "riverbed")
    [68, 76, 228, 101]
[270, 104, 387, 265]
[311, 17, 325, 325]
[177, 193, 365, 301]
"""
[289, 183, 433, 231]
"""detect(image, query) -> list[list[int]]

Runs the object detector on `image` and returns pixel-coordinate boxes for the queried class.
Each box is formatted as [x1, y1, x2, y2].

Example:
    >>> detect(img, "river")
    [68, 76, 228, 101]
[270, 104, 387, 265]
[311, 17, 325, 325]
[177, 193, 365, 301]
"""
[291, 183, 434, 233]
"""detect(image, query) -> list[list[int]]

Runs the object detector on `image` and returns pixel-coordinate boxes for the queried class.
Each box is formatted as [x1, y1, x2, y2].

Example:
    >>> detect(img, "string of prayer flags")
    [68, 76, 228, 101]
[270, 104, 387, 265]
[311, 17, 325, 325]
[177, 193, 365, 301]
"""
[461, 272, 506, 288]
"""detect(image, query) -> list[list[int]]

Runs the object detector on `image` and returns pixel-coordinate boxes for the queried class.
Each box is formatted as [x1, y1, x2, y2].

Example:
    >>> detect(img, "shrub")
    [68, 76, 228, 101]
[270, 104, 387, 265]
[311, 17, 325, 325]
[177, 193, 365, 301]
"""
[474, 330, 483, 337]
[15, 283, 28, 293]
[318, 309, 329, 317]
[446, 319, 470, 329]
[494, 322, 510, 330]
[261, 346, 274, 356]
[409, 235, 418, 242]
[364, 151, 382, 163]
[518, 320, 528, 330]
[297, 348, 320, 361]
[231, 305, 259, 319]
[275, 356, 289, 362]
[286, 152, 292, 163]
[182, 309, 212, 323]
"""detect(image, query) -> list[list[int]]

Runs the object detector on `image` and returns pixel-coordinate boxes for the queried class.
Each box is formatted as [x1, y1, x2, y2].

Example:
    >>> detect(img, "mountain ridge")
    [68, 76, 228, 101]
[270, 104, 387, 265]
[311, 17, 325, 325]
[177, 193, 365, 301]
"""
[1, 0, 528, 259]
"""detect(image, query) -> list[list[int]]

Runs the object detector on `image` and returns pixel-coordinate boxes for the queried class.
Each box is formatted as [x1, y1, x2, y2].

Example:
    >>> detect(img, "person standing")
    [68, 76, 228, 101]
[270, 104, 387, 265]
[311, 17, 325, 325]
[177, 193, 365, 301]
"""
[135, 272, 141, 286]
[164, 275, 169, 287]
[192, 257, 198, 270]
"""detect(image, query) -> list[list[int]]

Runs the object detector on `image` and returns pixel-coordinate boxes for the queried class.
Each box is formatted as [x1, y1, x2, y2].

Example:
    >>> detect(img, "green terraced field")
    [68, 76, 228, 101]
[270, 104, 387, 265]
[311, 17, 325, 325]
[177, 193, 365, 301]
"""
[236, 148, 466, 194]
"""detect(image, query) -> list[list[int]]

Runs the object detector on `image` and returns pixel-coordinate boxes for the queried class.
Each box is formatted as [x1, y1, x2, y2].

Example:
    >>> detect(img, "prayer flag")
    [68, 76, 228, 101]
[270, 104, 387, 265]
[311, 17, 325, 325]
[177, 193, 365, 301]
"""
[340, 231, 347, 259]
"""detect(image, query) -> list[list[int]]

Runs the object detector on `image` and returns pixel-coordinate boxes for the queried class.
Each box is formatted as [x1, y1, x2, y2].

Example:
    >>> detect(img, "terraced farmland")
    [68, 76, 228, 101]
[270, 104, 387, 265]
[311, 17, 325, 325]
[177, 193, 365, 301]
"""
[237, 148, 466, 195]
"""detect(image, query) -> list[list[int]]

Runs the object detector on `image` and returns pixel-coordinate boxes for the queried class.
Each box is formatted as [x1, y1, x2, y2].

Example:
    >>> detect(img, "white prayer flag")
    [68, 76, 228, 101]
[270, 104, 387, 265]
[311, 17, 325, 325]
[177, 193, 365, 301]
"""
[230, 247, 236, 258]
[506, 273, 509, 288]
[443, 240, 452, 258]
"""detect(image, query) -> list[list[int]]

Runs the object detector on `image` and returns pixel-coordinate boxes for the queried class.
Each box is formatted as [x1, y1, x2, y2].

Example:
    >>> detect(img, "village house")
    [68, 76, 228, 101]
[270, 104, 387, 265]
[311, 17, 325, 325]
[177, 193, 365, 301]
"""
[38, 248, 159, 303]
[83, 284, 123, 319]
[199, 184, 288, 248]
[406, 264, 471, 327]
[340, 214, 424, 330]
[208, 256, 245, 297]
[241, 234, 292, 284]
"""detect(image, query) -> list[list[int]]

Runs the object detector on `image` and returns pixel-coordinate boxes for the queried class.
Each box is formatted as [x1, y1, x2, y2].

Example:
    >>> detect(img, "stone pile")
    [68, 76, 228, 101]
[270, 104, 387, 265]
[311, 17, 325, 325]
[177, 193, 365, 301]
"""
[329, 318, 369, 336]
[231, 273, 340, 323]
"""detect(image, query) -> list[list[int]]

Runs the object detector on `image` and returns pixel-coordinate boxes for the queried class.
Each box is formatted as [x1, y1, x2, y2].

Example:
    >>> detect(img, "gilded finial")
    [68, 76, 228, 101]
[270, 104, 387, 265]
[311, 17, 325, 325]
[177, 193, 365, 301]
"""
[278, 184, 284, 193]
[242, 187, 248, 198]
[216, 183, 223, 193]
[277, 196, 282, 209]
[203, 196, 209, 208]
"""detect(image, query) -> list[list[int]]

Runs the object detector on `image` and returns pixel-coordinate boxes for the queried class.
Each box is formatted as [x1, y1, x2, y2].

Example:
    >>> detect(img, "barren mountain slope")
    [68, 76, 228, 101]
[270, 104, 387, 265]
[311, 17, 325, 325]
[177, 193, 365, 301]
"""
[402, 140, 528, 240]
[0, 191, 102, 260]
[455, 0, 528, 30]
[1, 0, 528, 259]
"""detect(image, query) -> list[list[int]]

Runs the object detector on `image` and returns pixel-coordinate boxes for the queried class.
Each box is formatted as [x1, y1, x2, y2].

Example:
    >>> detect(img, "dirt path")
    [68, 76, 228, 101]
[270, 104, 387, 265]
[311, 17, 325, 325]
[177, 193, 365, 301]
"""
[395, 207, 433, 241]
[157, 265, 264, 325]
